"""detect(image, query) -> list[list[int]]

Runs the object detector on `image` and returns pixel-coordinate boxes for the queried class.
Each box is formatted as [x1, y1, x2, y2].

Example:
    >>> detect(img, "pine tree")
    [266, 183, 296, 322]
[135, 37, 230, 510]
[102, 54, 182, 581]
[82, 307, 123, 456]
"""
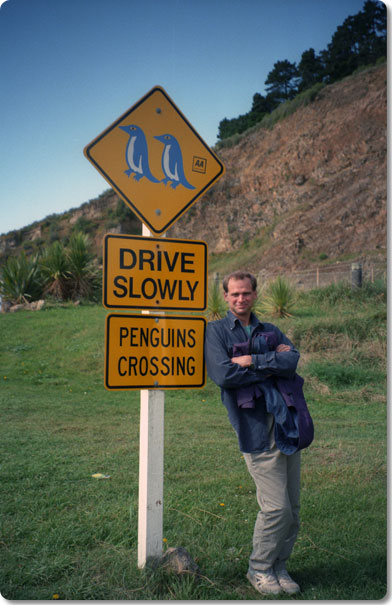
[297, 48, 324, 91]
[265, 60, 299, 103]
[322, 0, 386, 83]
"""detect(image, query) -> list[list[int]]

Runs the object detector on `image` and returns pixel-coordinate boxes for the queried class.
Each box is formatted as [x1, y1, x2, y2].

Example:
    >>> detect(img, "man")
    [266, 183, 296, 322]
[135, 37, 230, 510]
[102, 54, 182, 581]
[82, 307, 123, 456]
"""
[205, 270, 302, 596]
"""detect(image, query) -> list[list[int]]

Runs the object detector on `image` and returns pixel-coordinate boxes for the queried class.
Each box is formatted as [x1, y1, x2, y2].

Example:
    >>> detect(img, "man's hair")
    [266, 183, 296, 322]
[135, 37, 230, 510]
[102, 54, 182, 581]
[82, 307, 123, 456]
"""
[222, 271, 257, 293]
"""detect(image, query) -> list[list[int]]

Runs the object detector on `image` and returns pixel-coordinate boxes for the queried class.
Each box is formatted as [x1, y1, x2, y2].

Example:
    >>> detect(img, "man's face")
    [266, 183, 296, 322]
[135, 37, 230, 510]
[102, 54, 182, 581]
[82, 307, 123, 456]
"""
[223, 278, 257, 321]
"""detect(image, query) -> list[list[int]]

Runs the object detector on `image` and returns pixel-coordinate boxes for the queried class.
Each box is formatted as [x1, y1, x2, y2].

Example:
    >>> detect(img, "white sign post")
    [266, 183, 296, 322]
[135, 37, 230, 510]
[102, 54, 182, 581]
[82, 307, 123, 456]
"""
[84, 86, 224, 570]
[138, 224, 165, 567]
[138, 387, 165, 567]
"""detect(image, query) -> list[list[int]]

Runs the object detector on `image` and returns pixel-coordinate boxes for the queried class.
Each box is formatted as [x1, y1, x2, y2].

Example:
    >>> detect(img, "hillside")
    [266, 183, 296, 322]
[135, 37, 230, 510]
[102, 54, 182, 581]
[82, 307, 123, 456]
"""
[168, 63, 386, 275]
[0, 63, 386, 277]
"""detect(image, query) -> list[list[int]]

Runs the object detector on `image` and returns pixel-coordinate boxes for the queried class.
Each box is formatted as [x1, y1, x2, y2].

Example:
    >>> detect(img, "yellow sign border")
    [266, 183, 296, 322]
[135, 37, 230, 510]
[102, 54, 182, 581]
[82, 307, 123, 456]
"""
[105, 313, 206, 390]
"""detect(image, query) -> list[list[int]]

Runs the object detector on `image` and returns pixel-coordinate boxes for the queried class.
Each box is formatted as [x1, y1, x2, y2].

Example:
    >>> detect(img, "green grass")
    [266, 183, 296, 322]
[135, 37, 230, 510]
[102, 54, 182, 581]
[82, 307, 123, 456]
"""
[0, 284, 387, 599]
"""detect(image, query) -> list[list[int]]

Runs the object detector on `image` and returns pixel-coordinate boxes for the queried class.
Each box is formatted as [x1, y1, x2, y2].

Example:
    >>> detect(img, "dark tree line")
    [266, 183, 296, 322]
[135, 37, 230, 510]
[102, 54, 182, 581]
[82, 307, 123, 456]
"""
[218, 0, 386, 141]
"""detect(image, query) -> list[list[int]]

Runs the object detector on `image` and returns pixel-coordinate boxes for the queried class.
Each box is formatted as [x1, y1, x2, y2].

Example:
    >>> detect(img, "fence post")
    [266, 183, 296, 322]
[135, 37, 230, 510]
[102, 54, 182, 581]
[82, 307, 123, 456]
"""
[351, 262, 362, 288]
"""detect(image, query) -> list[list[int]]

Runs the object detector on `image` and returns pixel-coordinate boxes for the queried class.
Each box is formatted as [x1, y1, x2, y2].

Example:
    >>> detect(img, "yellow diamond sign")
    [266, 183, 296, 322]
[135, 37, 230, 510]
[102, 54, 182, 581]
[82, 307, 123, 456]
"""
[84, 86, 225, 235]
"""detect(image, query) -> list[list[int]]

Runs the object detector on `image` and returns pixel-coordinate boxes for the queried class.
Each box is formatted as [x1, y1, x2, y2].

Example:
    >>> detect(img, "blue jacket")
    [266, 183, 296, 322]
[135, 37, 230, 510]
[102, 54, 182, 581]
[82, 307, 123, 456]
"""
[231, 337, 314, 453]
[205, 311, 311, 454]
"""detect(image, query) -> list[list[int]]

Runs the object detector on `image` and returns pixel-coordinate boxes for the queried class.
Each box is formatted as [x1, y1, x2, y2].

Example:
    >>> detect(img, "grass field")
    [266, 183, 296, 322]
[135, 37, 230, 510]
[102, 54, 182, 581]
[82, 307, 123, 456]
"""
[0, 282, 387, 600]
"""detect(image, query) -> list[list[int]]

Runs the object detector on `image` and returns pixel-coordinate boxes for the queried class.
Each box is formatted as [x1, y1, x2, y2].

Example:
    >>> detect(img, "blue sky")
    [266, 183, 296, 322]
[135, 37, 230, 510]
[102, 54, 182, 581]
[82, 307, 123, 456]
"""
[0, 0, 371, 235]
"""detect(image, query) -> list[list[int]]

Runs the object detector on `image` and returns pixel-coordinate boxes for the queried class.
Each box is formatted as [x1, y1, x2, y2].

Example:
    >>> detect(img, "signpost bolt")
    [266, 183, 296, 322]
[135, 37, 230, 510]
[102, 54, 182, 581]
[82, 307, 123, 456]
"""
[155, 209, 161, 216]
[156, 107, 162, 114]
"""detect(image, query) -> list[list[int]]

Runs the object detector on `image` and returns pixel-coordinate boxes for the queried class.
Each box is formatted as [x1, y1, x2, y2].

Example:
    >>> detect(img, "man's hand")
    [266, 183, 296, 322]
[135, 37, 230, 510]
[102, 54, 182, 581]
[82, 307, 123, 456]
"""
[231, 355, 252, 367]
[276, 344, 291, 352]
[231, 345, 291, 368]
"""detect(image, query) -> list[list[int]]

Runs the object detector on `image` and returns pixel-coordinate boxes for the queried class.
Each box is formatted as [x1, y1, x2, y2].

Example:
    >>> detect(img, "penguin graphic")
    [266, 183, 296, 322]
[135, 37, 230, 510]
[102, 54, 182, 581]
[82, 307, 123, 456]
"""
[154, 134, 195, 190]
[119, 124, 159, 183]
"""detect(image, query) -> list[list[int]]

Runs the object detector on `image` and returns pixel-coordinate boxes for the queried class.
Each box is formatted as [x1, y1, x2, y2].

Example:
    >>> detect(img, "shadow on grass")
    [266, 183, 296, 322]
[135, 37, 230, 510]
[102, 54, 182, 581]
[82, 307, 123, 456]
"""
[290, 552, 387, 600]
[204, 549, 386, 600]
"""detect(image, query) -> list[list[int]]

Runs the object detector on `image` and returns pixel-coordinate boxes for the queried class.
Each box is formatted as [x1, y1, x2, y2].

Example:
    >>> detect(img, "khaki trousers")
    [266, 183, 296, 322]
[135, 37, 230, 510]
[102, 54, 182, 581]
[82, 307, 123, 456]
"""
[243, 414, 301, 572]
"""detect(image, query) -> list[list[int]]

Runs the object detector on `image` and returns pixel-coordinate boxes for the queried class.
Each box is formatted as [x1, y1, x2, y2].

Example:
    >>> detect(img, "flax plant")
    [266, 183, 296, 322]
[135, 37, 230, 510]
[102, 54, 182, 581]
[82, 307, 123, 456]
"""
[255, 275, 296, 318]
[40, 241, 70, 300]
[0, 251, 43, 304]
[205, 279, 227, 321]
[66, 232, 99, 300]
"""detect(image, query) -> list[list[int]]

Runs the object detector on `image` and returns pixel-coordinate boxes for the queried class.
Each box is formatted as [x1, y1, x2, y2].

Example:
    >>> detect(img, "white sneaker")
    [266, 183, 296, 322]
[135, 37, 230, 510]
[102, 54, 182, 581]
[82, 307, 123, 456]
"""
[247, 568, 282, 595]
[274, 564, 301, 594]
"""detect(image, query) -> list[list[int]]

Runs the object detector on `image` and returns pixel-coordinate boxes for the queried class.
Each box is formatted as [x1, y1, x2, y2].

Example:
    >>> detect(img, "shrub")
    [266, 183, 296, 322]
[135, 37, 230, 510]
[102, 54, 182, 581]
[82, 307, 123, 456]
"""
[40, 241, 70, 300]
[205, 279, 227, 321]
[40, 233, 100, 301]
[1, 233, 101, 305]
[255, 276, 296, 318]
[66, 232, 100, 301]
[0, 251, 43, 304]
[72, 216, 95, 235]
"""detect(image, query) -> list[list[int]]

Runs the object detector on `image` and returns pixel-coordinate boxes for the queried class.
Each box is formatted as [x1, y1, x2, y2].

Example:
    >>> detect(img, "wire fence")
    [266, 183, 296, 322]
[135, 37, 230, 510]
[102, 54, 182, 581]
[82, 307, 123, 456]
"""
[258, 260, 387, 290]
[212, 260, 387, 291]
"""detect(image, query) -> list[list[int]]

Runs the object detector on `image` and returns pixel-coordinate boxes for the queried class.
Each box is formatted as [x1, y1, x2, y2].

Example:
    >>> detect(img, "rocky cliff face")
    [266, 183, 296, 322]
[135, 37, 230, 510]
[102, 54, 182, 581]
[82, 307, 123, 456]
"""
[0, 64, 386, 275]
[168, 63, 386, 273]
